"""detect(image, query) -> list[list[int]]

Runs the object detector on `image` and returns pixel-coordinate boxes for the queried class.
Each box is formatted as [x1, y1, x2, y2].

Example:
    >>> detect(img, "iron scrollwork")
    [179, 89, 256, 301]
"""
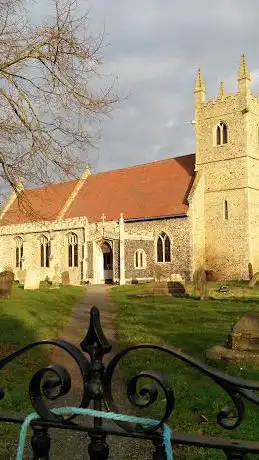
[0, 306, 259, 459]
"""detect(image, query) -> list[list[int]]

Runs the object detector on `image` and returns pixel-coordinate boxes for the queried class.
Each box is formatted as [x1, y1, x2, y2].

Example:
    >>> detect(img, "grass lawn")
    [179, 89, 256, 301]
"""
[0, 283, 84, 457]
[111, 283, 259, 460]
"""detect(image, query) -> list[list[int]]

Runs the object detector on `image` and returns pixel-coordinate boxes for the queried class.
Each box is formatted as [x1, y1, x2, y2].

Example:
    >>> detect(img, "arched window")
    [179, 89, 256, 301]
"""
[15, 236, 23, 269]
[40, 235, 50, 268]
[216, 125, 221, 145]
[224, 200, 229, 220]
[68, 233, 78, 267]
[216, 121, 228, 145]
[157, 232, 171, 262]
[134, 249, 146, 269]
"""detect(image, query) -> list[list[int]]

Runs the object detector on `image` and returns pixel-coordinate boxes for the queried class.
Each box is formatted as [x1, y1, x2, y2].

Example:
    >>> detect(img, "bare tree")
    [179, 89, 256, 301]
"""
[0, 0, 117, 195]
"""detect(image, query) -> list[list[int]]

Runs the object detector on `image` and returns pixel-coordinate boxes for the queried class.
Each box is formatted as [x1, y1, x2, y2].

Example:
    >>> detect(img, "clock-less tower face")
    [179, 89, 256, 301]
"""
[193, 56, 259, 279]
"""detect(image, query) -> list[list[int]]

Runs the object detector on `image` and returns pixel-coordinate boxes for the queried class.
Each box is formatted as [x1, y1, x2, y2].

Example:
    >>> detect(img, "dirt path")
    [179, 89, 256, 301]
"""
[38, 285, 153, 460]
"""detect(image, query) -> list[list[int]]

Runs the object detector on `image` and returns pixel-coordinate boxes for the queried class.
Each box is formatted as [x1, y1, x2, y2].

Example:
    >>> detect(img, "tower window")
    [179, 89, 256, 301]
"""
[216, 121, 228, 145]
[224, 200, 229, 220]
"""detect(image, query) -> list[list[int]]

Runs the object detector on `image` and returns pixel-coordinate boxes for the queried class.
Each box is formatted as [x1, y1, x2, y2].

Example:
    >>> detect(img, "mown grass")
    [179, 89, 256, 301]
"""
[0, 283, 84, 457]
[111, 282, 259, 459]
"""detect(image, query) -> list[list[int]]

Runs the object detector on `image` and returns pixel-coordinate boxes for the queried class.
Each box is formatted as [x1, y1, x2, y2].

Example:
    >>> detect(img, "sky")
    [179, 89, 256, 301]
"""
[81, 0, 259, 173]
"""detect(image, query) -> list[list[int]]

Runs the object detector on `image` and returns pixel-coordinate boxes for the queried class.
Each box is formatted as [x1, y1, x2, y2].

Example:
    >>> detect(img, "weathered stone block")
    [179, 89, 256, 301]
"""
[144, 280, 185, 296]
[230, 313, 259, 352]
[248, 272, 259, 288]
[17, 269, 26, 285]
[0, 270, 14, 298]
[24, 267, 41, 290]
[61, 271, 70, 285]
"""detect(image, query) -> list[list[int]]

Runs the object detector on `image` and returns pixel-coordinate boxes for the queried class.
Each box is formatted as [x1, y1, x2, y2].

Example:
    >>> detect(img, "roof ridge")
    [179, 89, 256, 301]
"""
[91, 153, 195, 177]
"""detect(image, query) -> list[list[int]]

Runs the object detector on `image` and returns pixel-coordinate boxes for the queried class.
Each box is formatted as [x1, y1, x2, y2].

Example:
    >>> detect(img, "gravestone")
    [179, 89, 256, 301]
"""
[24, 267, 41, 290]
[144, 281, 185, 297]
[0, 270, 14, 298]
[17, 269, 26, 285]
[61, 271, 70, 285]
[248, 272, 259, 288]
[51, 265, 60, 289]
[193, 268, 207, 300]
[229, 313, 259, 352]
[168, 281, 186, 296]
[207, 313, 259, 363]
[248, 262, 254, 281]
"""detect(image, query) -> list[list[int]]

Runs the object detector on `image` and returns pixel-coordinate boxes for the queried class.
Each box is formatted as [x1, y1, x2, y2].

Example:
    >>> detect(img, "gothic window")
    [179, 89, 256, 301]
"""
[157, 232, 171, 262]
[216, 125, 221, 145]
[40, 235, 50, 268]
[134, 249, 146, 269]
[216, 121, 228, 145]
[68, 233, 78, 267]
[15, 236, 23, 269]
[224, 200, 229, 220]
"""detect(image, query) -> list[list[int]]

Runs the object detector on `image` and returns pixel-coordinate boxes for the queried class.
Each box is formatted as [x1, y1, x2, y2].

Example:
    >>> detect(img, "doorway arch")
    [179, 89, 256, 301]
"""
[102, 241, 113, 284]
[96, 241, 113, 284]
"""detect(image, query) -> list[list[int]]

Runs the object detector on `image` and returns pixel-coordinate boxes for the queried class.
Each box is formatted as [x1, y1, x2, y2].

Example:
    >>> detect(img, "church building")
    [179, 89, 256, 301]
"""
[0, 55, 259, 285]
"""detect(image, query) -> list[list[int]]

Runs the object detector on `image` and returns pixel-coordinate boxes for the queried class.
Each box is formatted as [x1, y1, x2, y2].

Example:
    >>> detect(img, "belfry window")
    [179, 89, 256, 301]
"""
[216, 121, 228, 145]
[40, 235, 50, 268]
[15, 236, 23, 269]
[68, 233, 78, 267]
[224, 200, 229, 220]
[157, 232, 171, 262]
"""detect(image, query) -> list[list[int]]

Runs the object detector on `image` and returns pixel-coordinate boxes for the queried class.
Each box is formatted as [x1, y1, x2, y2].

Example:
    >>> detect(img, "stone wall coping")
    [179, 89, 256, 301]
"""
[0, 216, 88, 235]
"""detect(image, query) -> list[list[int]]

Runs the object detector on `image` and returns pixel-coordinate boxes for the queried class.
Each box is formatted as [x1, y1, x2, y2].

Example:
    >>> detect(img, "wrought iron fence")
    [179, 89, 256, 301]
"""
[1, 306, 259, 459]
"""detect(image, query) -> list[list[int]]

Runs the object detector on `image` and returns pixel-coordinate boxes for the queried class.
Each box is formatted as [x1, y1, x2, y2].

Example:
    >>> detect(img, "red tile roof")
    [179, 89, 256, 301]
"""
[65, 154, 195, 221]
[0, 154, 195, 226]
[1, 180, 77, 226]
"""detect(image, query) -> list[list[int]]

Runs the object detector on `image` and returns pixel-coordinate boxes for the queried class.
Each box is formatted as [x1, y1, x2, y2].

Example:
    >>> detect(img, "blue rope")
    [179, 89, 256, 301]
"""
[16, 406, 173, 460]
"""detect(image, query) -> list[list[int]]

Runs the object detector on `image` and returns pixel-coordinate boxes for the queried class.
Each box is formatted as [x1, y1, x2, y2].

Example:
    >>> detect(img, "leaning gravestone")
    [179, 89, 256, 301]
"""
[17, 269, 26, 285]
[230, 313, 259, 352]
[24, 267, 41, 290]
[61, 271, 70, 285]
[50, 265, 60, 289]
[0, 270, 14, 298]
[248, 262, 254, 281]
[207, 313, 259, 363]
[193, 268, 207, 300]
[248, 272, 259, 288]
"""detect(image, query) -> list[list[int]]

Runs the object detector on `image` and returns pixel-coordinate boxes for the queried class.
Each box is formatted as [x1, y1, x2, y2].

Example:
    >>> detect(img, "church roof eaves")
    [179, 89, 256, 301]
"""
[0, 153, 196, 226]
[65, 153, 195, 222]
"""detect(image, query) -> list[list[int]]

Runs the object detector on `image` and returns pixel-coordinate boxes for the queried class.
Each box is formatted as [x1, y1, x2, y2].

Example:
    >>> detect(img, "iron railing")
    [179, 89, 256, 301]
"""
[1, 306, 259, 459]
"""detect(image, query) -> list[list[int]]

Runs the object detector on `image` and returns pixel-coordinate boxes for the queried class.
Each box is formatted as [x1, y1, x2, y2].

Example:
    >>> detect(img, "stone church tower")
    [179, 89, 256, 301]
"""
[193, 55, 259, 279]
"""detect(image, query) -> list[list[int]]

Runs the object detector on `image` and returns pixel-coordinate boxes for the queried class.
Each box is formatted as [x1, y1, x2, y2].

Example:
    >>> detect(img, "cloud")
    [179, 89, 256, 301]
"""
[104, 56, 181, 86]
[84, 0, 259, 173]
[165, 119, 175, 128]
[17, 0, 259, 177]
